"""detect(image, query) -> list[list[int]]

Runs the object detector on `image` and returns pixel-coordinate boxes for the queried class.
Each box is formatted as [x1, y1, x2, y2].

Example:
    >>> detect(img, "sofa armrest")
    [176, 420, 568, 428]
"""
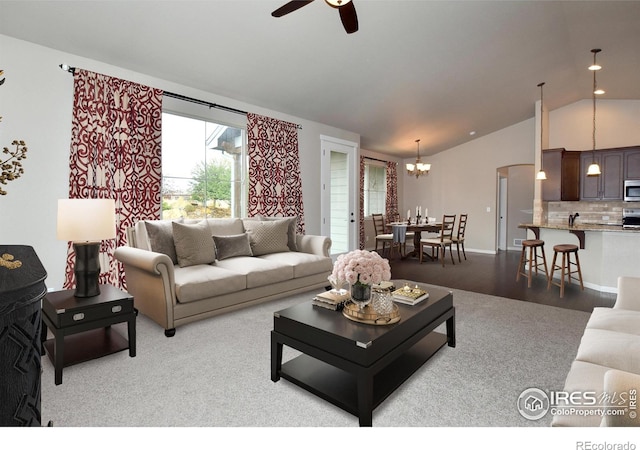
[614, 276, 640, 311]
[114, 246, 177, 331]
[600, 369, 640, 427]
[296, 234, 332, 258]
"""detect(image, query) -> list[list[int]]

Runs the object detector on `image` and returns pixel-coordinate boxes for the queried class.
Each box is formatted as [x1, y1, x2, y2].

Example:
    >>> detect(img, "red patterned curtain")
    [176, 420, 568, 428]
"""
[385, 161, 399, 220]
[64, 69, 163, 290]
[359, 155, 365, 249]
[246, 113, 305, 233]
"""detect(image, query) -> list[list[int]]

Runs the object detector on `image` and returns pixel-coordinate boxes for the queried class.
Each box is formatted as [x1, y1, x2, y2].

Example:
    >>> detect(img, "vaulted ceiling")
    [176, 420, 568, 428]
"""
[1, 0, 639, 158]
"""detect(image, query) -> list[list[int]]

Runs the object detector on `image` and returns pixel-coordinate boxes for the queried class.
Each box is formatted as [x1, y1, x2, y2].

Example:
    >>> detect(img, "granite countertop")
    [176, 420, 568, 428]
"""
[519, 222, 638, 233]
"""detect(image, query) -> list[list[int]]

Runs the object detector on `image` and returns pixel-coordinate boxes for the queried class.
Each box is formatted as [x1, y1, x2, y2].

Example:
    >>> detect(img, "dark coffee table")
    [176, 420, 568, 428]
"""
[271, 280, 455, 426]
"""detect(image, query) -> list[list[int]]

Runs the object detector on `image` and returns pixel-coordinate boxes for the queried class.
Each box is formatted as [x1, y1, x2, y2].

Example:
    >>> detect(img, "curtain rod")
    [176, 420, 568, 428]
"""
[364, 156, 395, 164]
[59, 64, 302, 129]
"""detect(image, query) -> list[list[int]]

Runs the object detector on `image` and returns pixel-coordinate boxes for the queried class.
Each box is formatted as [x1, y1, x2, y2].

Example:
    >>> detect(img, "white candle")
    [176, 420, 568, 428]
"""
[416, 206, 419, 217]
[407, 209, 411, 219]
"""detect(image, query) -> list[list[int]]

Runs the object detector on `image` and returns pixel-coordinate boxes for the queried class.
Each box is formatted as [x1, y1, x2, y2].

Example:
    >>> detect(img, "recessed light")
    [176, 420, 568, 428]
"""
[469, 131, 476, 136]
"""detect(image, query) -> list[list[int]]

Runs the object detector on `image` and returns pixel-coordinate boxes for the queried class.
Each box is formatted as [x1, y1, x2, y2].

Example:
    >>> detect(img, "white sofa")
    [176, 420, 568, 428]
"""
[114, 217, 332, 337]
[552, 276, 640, 426]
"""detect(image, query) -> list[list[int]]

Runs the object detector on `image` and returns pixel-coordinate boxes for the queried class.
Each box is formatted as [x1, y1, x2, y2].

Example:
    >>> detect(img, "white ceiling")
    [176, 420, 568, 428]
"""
[1, 0, 640, 158]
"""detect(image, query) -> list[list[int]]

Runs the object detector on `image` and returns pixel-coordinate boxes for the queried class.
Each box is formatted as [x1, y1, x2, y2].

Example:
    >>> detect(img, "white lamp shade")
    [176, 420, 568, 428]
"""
[536, 170, 547, 180]
[587, 163, 602, 176]
[57, 199, 116, 242]
[417, 162, 431, 172]
[406, 163, 415, 172]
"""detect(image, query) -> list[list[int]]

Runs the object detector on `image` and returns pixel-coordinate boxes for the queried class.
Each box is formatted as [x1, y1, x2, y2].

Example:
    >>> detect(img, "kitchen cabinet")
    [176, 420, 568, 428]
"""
[624, 148, 640, 180]
[541, 149, 580, 201]
[580, 150, 624, 200]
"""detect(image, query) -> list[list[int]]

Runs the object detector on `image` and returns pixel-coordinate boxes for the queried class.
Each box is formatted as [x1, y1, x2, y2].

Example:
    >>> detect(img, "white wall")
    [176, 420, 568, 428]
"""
[0, 35, 359, 290]
[402, 118, 535, 253]
[401, 98, 640, 254]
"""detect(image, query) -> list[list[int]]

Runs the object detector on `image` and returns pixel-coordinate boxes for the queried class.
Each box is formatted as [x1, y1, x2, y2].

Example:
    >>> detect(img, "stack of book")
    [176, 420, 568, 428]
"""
[391, 286, 429, 305]
[312, 290, 351, 311]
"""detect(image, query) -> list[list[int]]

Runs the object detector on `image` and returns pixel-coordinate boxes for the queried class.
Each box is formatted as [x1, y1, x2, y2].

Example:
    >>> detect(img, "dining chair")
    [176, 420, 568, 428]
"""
[419, 214, 456, 266]
[372, 213, 394, 256]
[452, 213, 468, 262]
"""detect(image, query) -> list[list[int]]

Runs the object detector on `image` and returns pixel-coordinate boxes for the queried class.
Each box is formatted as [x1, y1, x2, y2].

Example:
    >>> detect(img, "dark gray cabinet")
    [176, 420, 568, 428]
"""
[624, 149, 640, 180]
[580, 151, 624, 200]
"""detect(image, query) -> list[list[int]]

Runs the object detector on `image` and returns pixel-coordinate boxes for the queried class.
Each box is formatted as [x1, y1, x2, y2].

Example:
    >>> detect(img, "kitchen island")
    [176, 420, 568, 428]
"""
[519, 222, 640, 293]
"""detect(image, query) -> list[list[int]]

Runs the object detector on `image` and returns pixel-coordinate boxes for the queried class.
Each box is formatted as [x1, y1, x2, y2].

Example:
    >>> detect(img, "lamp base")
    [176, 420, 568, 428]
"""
[73, 242, 101, 298]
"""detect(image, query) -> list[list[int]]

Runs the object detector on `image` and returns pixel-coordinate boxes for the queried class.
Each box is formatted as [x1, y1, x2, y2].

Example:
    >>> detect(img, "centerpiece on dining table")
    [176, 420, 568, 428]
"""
[331, 249, 392, 310]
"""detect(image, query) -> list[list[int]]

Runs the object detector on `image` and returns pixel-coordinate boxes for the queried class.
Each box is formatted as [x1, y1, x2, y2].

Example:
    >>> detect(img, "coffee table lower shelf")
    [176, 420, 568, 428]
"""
[278, 332, 448, 422]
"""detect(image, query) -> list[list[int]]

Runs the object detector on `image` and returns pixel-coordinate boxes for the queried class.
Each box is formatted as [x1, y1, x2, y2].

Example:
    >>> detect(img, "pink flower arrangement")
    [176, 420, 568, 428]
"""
[331, 249, 392, 286]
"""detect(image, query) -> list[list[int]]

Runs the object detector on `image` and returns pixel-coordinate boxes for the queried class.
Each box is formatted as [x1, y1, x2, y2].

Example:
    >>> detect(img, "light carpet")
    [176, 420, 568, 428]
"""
[41, 285, 590, 427]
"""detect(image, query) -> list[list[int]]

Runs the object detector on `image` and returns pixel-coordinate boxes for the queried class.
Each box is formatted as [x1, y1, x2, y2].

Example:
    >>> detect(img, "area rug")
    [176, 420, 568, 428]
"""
[40, 284, 589, 427]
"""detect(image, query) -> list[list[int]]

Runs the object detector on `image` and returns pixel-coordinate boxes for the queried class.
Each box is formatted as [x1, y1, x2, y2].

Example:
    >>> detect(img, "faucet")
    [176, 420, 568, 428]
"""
[568, 212, 580, 227]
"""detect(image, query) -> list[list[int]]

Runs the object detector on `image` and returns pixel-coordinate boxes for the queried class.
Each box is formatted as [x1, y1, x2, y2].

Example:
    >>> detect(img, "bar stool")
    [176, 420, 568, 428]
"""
[548, 244, 584, 298]
[516, 239, 549, 287]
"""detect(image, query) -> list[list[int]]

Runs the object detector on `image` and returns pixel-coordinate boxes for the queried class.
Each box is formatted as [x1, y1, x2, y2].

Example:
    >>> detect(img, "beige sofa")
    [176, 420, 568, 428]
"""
[552, 276, 640, 426]
[114, 217, 332, 337]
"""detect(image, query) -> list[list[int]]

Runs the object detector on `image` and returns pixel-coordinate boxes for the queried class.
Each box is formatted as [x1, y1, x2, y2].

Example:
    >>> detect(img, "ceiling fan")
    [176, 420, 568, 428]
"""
[271, 0, 359, 34]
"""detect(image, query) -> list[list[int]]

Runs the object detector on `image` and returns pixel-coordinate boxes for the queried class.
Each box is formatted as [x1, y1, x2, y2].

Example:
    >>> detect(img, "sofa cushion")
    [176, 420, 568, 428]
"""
[258, 252, 332, 278]
[172, 220, 216, 267]
[214, 256, 293, 288]
[258, 216, 298, 251]
[575, 328, 640, 375]
[586, 307, 640, 336]
[174, 265, 247, 303]
[144, 218, 182, 264]
[242, 219, 290, 256]
[205, 218, 245, 237]
[213, 233, 253, 260]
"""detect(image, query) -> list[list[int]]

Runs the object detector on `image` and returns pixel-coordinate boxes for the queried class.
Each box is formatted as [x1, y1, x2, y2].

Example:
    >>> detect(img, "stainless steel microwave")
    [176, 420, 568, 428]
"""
[624, 180, 640, 201]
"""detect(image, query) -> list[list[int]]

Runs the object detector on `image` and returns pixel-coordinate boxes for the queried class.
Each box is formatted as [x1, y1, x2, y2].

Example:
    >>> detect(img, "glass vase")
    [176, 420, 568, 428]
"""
[350, 282, 372, 310]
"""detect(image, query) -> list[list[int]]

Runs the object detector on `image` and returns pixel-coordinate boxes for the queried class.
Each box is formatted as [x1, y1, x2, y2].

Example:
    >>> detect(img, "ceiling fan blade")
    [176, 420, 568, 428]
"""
[338, 1, 358, 33]
[271, 0, 315, 18]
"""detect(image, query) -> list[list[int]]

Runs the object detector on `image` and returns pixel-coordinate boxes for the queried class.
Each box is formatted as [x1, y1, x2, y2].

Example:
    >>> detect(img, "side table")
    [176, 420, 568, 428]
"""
[41, 284, 136, 385]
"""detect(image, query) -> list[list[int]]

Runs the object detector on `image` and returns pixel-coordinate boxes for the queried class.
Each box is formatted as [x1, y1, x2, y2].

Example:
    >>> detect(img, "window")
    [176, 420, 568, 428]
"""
[363, 162, 386, 216]
[161, 112, 246, 220]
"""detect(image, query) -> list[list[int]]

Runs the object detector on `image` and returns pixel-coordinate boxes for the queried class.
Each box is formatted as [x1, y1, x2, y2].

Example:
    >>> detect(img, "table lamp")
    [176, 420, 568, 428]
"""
[57, 198, 116, 297]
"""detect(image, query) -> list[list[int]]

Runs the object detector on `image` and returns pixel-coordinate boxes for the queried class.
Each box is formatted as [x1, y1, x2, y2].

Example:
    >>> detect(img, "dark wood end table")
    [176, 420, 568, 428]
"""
[271, 280, 455, 426]
[41, 284, 136, 385]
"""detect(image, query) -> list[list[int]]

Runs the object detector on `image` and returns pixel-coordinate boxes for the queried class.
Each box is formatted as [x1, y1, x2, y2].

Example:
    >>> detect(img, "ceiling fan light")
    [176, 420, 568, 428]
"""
[588, 64, 602, 71]
[594, 88, 605, 95]
[536, 170, 547, 180]
[587, 162, 602, 176]
[325, 0, 350, 7]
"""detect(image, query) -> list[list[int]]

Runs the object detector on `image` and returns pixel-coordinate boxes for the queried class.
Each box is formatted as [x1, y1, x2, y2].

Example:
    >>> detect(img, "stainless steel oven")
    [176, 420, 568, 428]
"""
[623, 208, 640, 229]
[624, 180, 640, 202]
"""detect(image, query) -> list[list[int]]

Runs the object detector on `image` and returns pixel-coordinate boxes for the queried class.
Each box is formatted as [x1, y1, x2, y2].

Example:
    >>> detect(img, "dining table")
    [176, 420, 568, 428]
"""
[387, 221, 443, 259]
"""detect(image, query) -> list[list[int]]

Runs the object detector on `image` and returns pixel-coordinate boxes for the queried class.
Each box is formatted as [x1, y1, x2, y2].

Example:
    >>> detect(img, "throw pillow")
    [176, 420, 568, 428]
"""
[144, 218, 183, 264]
[243, 219, 290, 256]
[259, 216, 298, 251]
[172, 220, 216, 267]
[212, 233, 253, 260]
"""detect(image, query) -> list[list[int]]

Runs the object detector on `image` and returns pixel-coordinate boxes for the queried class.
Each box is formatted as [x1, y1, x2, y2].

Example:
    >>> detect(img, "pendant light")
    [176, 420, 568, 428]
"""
[536, 82, 547, 180]
[586, 49, 603, 177]
[406, 139, 431, 178]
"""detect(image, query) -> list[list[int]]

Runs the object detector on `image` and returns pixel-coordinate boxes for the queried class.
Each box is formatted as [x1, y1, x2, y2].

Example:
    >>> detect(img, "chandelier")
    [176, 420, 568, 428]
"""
[406, 139, 431, 178]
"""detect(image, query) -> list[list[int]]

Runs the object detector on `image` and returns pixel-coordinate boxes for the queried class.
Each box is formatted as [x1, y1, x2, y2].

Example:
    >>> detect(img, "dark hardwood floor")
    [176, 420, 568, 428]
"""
[387, 248, 616, 313]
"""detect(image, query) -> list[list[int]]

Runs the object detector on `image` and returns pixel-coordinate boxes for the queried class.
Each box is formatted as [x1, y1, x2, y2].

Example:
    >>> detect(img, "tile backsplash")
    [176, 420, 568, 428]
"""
[545, 201, 628, 226]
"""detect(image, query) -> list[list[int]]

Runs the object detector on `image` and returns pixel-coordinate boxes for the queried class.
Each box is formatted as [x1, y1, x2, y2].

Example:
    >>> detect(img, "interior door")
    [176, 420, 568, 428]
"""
[320, 136, 358, 257]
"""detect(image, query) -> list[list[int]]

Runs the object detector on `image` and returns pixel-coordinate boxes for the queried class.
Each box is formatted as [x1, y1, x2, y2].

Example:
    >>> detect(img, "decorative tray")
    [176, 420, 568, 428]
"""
[342, 301, 400, 325]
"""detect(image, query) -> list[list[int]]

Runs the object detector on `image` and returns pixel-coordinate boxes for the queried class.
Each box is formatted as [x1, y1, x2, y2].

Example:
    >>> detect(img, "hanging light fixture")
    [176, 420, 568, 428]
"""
[406, 139, 430, 178]
[587, 48, 603, 176]
[536, 82, 547, 180]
